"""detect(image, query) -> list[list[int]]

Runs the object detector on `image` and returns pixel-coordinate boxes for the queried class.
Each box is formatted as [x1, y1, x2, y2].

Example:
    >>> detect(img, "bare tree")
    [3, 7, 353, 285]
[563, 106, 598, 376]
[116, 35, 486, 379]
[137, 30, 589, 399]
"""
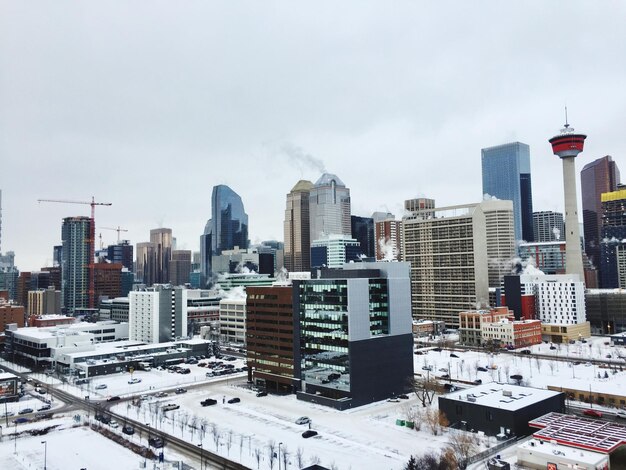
[180, 412, 189, 437]
[309, 455, 321, 465]
[211, 423, 221, 451]
[503, 364, 510, 382]
[535, 357, 542, 373]
[190, 416, 198, 440]
[226, 429, 234, 456]
[239, 434, 244, 460]
[296, 447, 305, 468]
[425, 408, 448, 436]
[200, 419, 208, 442]
[254, 448, 262, 469]
[267, 440, 276, 470]
[408, 375, 438, 408]
[548, 361, 556, 375]
[448, 431, 478, 469]
[281, 445, 289, 470]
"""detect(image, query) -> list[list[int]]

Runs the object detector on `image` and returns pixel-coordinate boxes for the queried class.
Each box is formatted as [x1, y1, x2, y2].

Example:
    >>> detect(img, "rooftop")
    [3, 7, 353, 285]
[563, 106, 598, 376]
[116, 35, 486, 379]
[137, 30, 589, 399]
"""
[518, 438, 608, 465]
[314, 173, 345, 187]
[442, 383, 562, 412]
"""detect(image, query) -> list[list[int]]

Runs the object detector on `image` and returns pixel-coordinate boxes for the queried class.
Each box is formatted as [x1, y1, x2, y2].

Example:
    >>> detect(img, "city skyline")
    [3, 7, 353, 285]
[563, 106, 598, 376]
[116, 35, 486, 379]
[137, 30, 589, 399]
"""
[2, 3, 626, 271]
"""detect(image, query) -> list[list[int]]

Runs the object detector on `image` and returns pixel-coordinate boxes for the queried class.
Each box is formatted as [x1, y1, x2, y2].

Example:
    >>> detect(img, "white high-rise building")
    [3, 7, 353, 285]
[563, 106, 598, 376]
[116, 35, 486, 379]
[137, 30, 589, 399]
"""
[129, 285, 188, 343]
[309, 173, 351, 241]
[219, 298, 246, 346]
[519, 274, 586, 325]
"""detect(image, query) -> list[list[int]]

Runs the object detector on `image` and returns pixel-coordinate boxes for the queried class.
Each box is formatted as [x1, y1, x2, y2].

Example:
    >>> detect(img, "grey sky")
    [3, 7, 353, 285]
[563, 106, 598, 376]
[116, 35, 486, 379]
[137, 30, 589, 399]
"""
[1, 2, 625, 271]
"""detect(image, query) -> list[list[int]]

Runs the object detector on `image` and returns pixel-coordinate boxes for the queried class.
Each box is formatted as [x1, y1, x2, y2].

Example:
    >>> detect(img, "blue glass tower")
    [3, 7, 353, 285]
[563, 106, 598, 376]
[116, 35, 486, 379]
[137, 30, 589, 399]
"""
[200, 185, 249, 283]
[482, 142, 534, 242]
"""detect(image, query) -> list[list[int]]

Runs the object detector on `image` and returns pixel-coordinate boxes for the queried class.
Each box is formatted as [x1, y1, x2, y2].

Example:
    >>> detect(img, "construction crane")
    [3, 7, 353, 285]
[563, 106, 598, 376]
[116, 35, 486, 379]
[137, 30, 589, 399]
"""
[37, 196, 112, 309]
[100, 226, 129, 244]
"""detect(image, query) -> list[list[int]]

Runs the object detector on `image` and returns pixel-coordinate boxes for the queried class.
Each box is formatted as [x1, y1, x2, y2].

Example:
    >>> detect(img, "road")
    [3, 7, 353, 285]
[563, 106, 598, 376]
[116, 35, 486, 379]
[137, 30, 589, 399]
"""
[0, 362, 250, 470]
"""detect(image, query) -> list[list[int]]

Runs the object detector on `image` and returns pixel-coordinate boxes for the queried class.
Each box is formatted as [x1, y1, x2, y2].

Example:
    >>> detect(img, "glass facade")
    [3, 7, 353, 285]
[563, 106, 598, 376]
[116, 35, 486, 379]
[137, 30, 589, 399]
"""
[368, 279, 389, 335]
[201, 185, 249, 279]
[481, 142, 534, 242]
[299, 280, 350, 392]
[351, 215, 375, 258]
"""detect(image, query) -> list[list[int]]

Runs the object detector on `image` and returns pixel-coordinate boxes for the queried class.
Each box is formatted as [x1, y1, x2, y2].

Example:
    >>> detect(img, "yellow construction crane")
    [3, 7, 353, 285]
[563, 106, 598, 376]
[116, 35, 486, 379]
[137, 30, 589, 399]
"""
[100, 226, 129, 244]
[37, 196, 112, 308]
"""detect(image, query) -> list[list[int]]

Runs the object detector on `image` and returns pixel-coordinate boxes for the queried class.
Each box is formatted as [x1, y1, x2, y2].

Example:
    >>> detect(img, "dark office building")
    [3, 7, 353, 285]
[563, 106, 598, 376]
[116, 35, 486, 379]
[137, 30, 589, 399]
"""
[599, 189, 626, 288]
[107, 241, 134, 271]
[295, 262, 413, 409]
[94, 263, 123, 301]
[169, 250, 192, 286]
[350, 215, 375, 258]
[246, 285, 298, 393]
[581, 156, 620, 268]
[439, 384, 565, 437]
[585, 289, 626, 334]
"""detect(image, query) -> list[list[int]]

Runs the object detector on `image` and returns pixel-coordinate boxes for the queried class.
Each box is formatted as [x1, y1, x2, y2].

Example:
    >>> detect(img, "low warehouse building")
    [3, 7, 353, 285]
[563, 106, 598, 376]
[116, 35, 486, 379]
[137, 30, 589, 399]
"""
[438, 383, 565, 437]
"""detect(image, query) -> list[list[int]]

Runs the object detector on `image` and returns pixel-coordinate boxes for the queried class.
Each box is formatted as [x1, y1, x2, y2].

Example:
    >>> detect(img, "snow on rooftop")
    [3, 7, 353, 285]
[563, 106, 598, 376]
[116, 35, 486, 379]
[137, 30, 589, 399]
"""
[518, 438, 607, 465]
[442, 383, 562, 411]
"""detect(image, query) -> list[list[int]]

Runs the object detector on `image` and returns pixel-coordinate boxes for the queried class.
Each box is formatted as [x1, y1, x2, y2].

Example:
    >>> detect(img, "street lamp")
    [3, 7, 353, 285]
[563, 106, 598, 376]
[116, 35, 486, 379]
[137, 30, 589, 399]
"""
[278, 442, 283, 470]
[41, 440, 47, 470]
[197, 443, 204, 470]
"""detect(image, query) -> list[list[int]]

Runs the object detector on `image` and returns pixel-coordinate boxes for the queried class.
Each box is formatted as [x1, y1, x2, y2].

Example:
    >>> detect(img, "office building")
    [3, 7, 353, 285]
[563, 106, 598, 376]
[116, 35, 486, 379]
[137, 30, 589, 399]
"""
[481, 318, 542, 349]
[201, 185, 249, 282]
[107, 241, 133, 271]
[169, 250, 191, 286]
[135, 241, 155, 286]
[402, 200, 515, 327]
[0, 300, 25, 329]
[599, 188, 626, 288]
[61, 216, 93, 313]
[585, 289, 626, 335]
[219, 298, 246, 346]
[53, 245, 62, 267]
[246, 285, 297, 393]
[518, 241, 566, 274]
[309, 173, 351, 241]
[129, 285, 188, 343]
[404, 197, 435, 215]
[482, 142, 534, 242]
[350, 215, 375, 259]
[581, 155, 620, 268]
[98, 297, 130, 323]
[0, 267, 18, 301]
[310, 235, 362, 269]
[27, 286, 62, 316]
[150, 228, 172, 285]
[294, 262, 413, 409]
[94, 262, 123, 300]
[533, 211, 565, 243]
[375, 216, 403, 261]
[284, 180, 314, 272]
[459, 307, 511, 346]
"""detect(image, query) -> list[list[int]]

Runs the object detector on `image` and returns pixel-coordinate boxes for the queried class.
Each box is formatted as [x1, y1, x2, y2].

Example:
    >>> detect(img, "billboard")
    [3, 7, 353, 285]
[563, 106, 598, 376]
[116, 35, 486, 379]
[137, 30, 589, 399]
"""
[0, 377, 18, 398]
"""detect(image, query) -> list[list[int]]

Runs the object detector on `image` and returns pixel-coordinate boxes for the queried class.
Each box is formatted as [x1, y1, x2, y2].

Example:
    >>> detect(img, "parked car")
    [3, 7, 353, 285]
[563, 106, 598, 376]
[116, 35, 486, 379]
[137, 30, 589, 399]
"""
[95, 384, 108, 390]
[18, 408, 33, 415]
[175, 388, 187, 394]
[439, 374, 450, 379]
[414, 351, 424, 355]
[398, 394, 409, 400]
[295, 416, 311, 425]
[583, 409, 602, 418]
[178, 368, 191, 375]
[13, 417, 30, 424]
[128, 378, 142, 384]
[256, 391, 268, 397]
[387, 397, 400, 403]
[100, 415, 111, 424]
[477, 367, 488, 372]
[155, 392, 168, 398]
[549, 346, 557, 350]
[109, 419, 119, 428]
[107, 396, 121, 402]
[37, 404, 51, 411]
[201, 398, 217, 407]
[302, 430, 318, 438]
[421, 366, 433, 371]
[162, 404, 180, 412]
[473, 379, 482, 385]
[520, 349, 531, 355]
[450, 353, 459, 358]
[122, 425, 135, 435]
[0, 410, 15, 417]
[148, 437, 163, 448]
[35, 387, 46, 394]
[227, 397, 241, 404]
[615, 410, 626, 419]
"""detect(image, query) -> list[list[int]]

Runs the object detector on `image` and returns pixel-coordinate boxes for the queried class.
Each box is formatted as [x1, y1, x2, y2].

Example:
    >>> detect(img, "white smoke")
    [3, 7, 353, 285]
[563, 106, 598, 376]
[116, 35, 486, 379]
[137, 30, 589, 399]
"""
[510, 256, 545, 275]
[275, 267, 288, 283]
[216, 285, 247, 301]
[280, 142, 326, 174]
[378, 237, 397, 262]
[235, 263, 257, 275]
[483, 193, 499, 201]
[552, 227, 561, 241]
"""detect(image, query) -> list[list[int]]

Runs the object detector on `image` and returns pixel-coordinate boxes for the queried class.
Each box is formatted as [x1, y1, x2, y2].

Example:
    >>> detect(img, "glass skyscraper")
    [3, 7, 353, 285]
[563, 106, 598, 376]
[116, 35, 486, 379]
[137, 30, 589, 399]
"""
[481, 142, 534, 242]
[200, 185, 248, 282]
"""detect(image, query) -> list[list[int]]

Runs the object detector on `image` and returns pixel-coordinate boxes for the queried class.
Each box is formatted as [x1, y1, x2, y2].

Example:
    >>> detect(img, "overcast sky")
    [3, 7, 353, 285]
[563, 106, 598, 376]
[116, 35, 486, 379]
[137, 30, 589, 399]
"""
[1, 2, 625, 271]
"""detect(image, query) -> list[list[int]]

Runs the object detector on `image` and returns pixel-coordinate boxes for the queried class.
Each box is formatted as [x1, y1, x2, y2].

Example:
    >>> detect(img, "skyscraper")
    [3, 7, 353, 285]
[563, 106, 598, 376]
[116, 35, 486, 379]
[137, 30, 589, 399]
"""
[350, 215, 375, 258]
[284, 180, 313, 272]
[599, 188, 626, 288]
[200, 185, 249, 281]
[581, 155, 620, 268]
[107, 240, 133, 271]
[481, 142, 534, 242]
[309, 173, 351, 241]
[61, 216, 92, 314]
[374, 216, 403, 261]
[150, 228, 172, 284]
[169, 250, 191, 286]
[135, 242, 156, 285]
[533, 211, 565, 243]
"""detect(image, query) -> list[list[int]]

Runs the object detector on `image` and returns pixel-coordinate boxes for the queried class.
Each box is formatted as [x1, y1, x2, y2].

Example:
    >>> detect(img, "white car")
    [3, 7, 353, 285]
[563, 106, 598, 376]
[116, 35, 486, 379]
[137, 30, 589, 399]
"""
[616, 410, 626, 419]
[109, 419, 119, 428]
[95, 384, 108, 390]
[128, 378, 142, 384]
[295, 416, 311, 425]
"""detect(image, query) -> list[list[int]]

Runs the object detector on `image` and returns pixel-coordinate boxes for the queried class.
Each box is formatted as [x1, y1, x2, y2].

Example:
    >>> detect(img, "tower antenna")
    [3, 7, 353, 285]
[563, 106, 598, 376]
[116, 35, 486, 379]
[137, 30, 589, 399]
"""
[564, 106, 569, 128]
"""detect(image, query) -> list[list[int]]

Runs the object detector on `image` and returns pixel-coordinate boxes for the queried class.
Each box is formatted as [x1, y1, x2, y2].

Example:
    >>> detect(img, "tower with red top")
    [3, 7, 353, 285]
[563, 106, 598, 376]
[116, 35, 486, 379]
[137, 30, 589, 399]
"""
[549, 115, 587, 281]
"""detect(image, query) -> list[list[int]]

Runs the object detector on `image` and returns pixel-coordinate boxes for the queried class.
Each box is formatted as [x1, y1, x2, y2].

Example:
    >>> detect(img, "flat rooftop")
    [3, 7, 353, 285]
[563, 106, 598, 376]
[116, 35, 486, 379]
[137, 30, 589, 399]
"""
[442, 383, 562, 412]
[518, 438, 608, 465]
[529, 412, 626, 454]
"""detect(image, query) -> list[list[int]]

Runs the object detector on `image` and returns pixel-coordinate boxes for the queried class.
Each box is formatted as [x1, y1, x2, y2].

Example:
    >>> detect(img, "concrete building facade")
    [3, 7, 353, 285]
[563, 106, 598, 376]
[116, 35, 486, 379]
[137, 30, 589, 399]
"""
[284, 180, 313, 272]
[309, 173, 351, 241]
[129, 286, 188, 343]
